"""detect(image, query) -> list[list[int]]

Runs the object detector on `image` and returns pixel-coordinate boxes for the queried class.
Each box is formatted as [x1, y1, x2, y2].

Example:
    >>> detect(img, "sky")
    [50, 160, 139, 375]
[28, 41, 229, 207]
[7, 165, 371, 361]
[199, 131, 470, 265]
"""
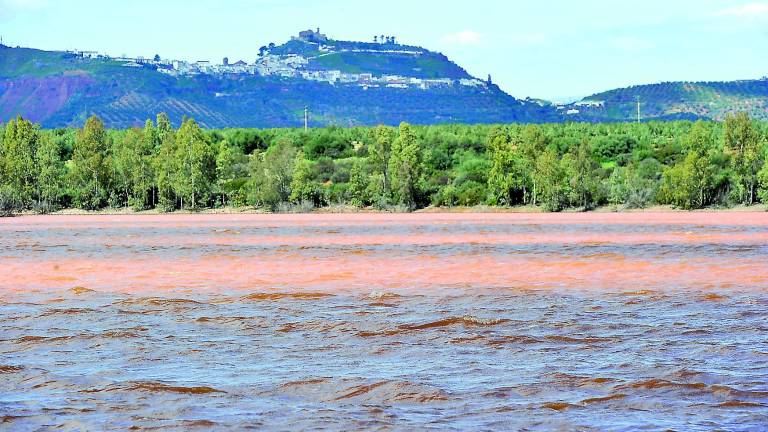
[1, 0, 766, 100]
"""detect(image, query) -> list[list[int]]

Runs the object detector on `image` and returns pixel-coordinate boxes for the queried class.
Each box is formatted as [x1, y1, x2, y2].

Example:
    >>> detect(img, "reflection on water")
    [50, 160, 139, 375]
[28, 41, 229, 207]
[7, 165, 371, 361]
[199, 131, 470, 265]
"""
[1, 213, 767, 430]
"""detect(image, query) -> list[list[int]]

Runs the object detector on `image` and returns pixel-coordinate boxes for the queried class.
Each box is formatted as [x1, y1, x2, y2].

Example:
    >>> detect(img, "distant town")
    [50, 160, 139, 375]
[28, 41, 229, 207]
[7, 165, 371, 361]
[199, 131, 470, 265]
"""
[67, 29, 491, 91]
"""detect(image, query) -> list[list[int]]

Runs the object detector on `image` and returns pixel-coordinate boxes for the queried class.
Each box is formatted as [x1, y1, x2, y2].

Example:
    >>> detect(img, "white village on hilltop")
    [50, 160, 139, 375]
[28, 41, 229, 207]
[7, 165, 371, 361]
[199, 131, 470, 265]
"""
[69, 29, 490, 91]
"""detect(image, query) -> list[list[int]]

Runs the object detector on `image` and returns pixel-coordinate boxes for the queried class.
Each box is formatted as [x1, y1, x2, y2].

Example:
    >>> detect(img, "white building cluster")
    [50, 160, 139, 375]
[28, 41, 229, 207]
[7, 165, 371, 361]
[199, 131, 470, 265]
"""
[67, 32, 490, 91]
[150, 51, 487, 91]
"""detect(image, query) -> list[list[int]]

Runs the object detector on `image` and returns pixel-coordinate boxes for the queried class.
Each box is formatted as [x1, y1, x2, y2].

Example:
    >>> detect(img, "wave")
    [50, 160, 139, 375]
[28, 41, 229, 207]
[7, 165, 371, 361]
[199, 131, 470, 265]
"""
[622, 379, 768, 400]
[357, 315, 509, 338]
[69, 286, 95, 295]
[0, 365, 24, 373]
[279, 377, 448, 404]
[541, 402, 579, 411]
[700, 293, 729, 302]
[580, 393, 627, 404]
[487, 335, 543, 345]
[543, 335, 615, 344]
[83, 381, 225, 395]
[715, 401, 766, 408]
[114, 297, 204, 308]
[13, 335, 74, 344]
[40, 307, 101, 316]
[617, 290, 659, 296]
[240, 292, 334, 301]
[11, 330, 143, 345]
[367, 291, 403, 300]
[545, 373, 618, 387]
[401, 316, 509, 331]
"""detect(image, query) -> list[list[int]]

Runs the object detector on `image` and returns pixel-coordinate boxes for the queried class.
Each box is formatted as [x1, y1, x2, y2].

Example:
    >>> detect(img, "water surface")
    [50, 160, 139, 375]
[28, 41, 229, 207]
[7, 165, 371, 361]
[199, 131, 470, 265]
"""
[1, 213, 767, 430]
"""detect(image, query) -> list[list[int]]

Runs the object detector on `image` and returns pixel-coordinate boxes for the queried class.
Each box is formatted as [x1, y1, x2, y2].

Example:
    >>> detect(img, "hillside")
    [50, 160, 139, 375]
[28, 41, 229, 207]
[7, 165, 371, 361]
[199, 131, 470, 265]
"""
[0, 34, 555, 128]
[3, 32, 767, 128]
[269, 37, 472, 79]
[561, 79, 768, 122]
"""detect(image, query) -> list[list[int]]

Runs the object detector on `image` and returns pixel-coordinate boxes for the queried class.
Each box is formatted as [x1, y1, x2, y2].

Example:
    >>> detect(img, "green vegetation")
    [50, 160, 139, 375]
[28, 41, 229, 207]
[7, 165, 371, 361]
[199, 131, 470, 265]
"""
[575, 79, 768, 122]
[1, 114, 767, 214]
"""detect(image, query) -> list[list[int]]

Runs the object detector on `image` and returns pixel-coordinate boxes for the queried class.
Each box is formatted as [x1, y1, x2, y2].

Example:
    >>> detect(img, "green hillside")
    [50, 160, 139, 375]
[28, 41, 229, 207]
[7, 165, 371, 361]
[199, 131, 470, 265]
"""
[565, 79, 768, 122]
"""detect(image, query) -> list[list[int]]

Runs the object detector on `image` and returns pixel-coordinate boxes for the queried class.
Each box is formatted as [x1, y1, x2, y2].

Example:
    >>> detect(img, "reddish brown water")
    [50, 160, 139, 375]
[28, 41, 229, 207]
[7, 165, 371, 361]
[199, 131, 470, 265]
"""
[1, 213, 767, 430]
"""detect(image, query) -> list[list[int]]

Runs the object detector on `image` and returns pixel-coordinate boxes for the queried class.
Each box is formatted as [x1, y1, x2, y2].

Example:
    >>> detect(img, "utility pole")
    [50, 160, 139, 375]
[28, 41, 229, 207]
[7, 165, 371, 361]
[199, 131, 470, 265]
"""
[636, 96, 641, 123]
[304, 106, 308, 131]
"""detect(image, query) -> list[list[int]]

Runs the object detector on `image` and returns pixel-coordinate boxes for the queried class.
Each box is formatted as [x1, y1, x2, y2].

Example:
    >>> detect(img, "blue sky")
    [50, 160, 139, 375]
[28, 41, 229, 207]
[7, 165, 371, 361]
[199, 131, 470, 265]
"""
[1, 0, 766, 100]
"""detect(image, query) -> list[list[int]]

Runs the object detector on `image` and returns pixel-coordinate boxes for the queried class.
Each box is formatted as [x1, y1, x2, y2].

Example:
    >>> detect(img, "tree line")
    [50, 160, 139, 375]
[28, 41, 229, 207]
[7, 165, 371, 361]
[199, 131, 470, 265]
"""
[1, 113, 767, 215]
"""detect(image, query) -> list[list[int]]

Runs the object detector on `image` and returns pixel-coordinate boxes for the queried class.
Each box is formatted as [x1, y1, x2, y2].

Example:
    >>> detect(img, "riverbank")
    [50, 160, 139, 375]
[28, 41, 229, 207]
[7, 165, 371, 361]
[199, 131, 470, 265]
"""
[5, 203, 767, 217]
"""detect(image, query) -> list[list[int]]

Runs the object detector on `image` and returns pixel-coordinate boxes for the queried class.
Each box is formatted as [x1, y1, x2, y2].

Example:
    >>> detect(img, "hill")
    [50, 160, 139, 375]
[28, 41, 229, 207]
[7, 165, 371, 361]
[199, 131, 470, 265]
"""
[2, 31, 767, 128]
[560, 79, 768, 122]
[0, 32, 555, 128]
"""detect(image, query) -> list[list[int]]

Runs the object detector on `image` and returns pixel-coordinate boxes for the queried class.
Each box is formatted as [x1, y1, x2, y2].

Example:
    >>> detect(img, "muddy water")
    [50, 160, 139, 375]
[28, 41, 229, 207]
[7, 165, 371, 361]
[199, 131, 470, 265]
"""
[1, 213, 767, 430]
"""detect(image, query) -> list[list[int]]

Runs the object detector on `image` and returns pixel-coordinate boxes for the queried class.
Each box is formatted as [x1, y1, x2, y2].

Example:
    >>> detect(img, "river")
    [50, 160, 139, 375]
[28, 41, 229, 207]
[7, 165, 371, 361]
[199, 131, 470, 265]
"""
[1, 213, 767, 430]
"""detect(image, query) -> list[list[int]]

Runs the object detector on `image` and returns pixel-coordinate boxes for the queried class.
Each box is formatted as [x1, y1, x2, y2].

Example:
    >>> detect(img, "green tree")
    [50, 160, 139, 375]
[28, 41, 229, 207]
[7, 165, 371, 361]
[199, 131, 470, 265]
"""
[534, 148, 567, 211]
[156, 113, 173, 145]
[111, 128, 141, 207]
[155, 120, 178, 211]
[566, 139, 600, 209]
[758, 158, 768, 203]
[388, 122, 422, 209]
[348, 159, 368, 207]
[607, 167, 629, 205]
[658, 151, 710, 209]
[35, 134, 65, 209]
[70, 115, 111, 209]
[134, 120, 158, 209]
[487, 127, 526, 205]
[724, 112, 763, 204]
[215, 139, 244, 207]
[248, 138, 297, 209]
[369, 125, 395, 203]
[0, 116, 39, 207]
[173, 118, 215, 209]
[289, 151, 319, 205]
[519, 124, 547, 205]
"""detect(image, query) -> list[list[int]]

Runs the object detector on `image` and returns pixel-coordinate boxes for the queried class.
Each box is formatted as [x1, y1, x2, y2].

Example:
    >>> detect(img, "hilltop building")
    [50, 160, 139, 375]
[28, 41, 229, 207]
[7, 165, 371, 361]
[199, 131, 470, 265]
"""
[295, 28, 328, 43]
